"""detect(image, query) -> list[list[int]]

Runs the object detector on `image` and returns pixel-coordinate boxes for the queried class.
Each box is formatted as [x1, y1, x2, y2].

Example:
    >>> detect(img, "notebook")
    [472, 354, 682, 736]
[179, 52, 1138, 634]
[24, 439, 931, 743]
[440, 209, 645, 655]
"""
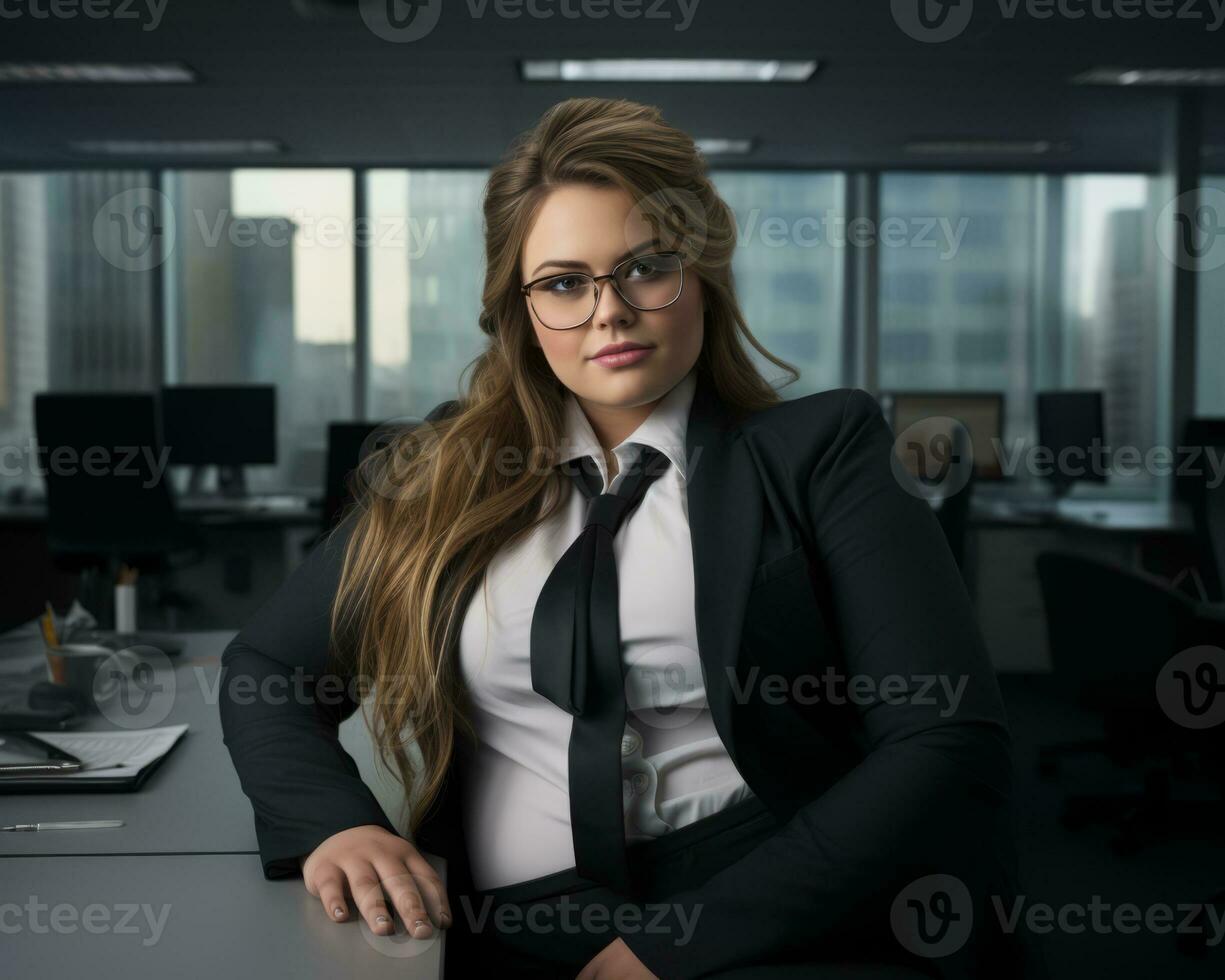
[0, 724, 188, 793]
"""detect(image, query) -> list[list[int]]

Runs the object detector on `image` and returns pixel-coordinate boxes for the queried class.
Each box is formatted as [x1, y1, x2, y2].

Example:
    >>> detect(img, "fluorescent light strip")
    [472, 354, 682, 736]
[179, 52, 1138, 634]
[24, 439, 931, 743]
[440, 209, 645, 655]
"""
[0, 62, 196, 84]
[69, 139, 284, 156]
[905, 139, 1068, 156]
[522, 59, 817, 83]
[1073, 67, 1225, 86]
[695, 137, 756, 156]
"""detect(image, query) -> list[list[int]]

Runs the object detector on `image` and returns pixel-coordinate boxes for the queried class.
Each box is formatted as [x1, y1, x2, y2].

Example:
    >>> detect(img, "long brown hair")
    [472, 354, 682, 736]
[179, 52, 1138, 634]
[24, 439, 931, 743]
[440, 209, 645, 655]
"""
[330, 96, 799, 836]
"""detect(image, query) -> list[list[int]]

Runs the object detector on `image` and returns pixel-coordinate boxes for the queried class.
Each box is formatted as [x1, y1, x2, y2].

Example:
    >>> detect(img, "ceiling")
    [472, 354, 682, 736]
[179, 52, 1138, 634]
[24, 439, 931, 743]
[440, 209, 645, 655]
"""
[1, 0, 1224, 171]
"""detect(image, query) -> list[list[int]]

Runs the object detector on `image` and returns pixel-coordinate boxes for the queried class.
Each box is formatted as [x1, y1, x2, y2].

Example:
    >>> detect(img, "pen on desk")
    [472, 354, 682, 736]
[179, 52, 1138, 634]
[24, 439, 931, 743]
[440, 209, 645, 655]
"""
[1, 820, 125, 832]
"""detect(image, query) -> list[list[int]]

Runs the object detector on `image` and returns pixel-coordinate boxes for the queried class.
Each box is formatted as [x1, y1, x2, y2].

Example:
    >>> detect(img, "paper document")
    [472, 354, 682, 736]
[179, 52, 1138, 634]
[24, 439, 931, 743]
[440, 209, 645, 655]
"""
[25, 725, 188, 779]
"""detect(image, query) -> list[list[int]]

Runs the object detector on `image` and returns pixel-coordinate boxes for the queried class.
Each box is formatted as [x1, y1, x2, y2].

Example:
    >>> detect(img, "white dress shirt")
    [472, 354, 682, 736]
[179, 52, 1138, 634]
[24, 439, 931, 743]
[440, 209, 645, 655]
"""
[456, 365, 756, 891]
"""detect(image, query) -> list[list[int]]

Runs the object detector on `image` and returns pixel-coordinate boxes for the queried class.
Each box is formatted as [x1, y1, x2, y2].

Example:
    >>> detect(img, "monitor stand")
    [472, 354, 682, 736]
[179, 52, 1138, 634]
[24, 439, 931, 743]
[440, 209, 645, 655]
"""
[183, 464, 248, 499]
[216, 464, 248, 498]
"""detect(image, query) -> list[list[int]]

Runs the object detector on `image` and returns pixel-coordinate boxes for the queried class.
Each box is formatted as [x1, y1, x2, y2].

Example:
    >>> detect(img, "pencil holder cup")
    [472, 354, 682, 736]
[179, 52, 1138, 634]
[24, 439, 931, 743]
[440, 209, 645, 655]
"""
[42, 644, 130, 714]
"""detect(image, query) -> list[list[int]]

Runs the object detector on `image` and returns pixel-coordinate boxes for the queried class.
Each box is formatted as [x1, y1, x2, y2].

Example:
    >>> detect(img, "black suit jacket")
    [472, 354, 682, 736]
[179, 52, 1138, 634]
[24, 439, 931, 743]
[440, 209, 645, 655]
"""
[219, 369, 1030, 979]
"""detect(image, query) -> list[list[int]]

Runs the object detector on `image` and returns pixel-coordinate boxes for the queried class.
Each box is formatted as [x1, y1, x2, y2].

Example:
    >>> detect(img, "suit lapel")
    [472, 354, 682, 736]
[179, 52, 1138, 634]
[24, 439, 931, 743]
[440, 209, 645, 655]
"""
[684, 368, 762, 768]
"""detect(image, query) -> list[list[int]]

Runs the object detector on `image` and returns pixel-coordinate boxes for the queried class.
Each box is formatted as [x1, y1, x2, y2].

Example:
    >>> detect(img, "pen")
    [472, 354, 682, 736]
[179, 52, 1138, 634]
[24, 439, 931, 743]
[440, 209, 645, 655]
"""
[1, 820, 125, 832]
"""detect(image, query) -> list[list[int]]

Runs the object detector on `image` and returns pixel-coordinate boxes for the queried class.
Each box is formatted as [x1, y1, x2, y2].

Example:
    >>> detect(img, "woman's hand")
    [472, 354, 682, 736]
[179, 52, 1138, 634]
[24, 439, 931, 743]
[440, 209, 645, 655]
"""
[300, 824, 452, 938]
[576, 937, 660, 979]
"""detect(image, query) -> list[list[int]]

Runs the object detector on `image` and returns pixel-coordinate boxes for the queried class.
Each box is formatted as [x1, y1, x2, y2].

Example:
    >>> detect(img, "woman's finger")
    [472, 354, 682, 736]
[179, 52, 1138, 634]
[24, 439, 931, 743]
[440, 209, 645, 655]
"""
[314, 868, 349, 922]
[403, 854, 451, 927]
[374, 857, 434, 938]
[347, 865, 395, 935]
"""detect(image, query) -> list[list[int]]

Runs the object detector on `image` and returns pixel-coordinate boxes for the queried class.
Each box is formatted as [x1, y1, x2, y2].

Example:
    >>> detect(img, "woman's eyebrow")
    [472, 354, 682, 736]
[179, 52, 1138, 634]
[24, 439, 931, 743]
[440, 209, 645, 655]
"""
[529, 238, 662, 278]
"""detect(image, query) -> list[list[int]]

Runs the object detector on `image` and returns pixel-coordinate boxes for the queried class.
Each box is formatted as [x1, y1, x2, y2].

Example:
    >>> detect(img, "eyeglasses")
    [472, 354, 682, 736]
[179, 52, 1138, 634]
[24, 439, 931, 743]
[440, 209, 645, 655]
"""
[520, 250, 685, 331]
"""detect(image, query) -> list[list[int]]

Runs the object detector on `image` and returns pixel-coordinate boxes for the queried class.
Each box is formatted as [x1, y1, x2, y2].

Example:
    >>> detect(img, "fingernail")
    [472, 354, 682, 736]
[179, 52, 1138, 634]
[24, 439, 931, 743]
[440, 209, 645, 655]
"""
[413, 919, 427, 935]
[333, 907, 345, 919]
[376, 914, 389, 925]
[441, 912, 452, 926]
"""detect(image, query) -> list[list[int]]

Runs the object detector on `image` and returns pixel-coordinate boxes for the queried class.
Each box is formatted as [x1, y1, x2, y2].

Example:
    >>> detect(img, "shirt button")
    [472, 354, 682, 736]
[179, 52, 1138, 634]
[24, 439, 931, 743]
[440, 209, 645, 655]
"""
[621, 730, 641, 757]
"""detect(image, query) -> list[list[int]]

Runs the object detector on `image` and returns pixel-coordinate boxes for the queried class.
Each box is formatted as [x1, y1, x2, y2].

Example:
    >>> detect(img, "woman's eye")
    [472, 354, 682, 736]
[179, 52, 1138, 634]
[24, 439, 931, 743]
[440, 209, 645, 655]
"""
[546, 276, 582, 293]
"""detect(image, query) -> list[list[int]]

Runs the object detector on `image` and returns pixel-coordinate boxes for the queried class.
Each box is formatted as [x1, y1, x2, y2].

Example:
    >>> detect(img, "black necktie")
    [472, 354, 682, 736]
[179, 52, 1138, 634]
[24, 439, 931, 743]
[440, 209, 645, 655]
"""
[530, 445, 671, 893]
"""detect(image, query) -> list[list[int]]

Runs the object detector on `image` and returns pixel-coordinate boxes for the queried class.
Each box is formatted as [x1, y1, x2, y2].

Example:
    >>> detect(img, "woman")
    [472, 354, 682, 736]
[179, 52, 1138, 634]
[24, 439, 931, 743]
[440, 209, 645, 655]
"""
[219, 97, 1025, 979]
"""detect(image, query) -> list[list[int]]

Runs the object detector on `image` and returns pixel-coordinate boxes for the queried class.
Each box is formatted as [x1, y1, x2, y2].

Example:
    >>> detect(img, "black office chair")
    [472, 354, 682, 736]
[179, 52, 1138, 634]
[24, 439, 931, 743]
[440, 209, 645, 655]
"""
[34, 393, 203, 630]
[933, 425, 976, 581]
[1034, 550, 1225, 854]
[1180, 418, 1225, 602]
[322, 421, 382, 535]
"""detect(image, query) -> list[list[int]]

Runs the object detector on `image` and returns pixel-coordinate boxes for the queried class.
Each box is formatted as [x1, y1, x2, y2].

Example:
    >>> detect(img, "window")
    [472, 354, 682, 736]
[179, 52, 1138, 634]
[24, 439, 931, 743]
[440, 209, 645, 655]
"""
[1196, 176, 1225, 417]
[365, 170, 488, 421]
[163, 169, 355, 492]
[0, 171, 156, 494]
[711, 172, 846, 397]
[879, 172, 1170, 493]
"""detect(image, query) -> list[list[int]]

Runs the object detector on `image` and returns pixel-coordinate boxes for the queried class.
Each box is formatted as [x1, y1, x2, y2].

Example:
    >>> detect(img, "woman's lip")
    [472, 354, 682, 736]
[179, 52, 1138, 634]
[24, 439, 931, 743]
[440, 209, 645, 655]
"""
[591, 346, 655, 367]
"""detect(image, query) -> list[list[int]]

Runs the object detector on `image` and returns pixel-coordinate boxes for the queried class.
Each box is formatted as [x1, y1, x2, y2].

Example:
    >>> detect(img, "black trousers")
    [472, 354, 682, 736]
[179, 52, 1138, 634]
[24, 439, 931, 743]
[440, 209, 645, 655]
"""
[445, 793, 929, 979]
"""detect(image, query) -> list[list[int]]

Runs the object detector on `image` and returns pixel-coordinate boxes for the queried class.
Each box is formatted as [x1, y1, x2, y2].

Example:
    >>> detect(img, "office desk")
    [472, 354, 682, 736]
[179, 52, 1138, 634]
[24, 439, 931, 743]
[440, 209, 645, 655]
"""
[0, 493, 322, 528]
[970, 496, 1193, 535]
[965, 497, 1197, 672]
[0, 627, 446, 978]
[1, 853, 446, 980]
[0, 630, 258, 857]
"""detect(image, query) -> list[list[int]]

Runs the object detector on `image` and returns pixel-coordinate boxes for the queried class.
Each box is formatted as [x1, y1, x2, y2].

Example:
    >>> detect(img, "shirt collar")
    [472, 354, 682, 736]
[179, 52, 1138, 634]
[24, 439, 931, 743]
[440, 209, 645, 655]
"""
[557, 365, 697, 488]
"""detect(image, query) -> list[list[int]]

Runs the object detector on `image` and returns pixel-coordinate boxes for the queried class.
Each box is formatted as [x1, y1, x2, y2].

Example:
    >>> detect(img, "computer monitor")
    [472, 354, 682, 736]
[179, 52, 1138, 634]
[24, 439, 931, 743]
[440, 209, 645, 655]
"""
[33, 392, 178, 558]
[160, 385, 276, 496]
[883, 391, 1005, 482]
[1036, 390, 1107, 496]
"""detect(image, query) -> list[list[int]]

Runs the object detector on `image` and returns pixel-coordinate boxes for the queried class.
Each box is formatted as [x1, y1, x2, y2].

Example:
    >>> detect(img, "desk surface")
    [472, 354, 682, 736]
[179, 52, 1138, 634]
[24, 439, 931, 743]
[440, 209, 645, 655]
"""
[0, 627, 445, 979]
[0, 853, 446, 980]
[0, 493, 321, 527]
[970, 496, 1193, 534]
[0, 629, 258, 857]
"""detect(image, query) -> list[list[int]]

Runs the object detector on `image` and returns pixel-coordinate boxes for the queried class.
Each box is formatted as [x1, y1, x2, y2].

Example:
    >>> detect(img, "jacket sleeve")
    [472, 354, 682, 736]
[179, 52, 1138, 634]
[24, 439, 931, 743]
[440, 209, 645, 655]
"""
[218, 399, 458, 880]
[619, 388, 1016, 977]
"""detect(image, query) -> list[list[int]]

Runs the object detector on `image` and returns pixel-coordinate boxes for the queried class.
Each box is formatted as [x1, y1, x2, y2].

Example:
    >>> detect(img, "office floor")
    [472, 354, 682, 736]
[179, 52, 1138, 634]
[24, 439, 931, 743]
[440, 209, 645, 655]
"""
[1001, 675, 1225, 977]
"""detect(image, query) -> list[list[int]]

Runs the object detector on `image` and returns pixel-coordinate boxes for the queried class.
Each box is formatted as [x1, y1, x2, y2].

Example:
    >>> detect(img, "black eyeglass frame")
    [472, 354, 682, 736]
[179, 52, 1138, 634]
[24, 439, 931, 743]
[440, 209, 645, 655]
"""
[519, 249, 686, 330]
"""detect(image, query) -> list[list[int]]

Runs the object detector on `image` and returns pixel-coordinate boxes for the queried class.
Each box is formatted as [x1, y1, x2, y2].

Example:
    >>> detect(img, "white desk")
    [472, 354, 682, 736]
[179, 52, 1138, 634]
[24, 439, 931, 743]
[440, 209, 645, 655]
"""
[1, 853, 445, 980]
[0, 626, 445, 977]
[0, 630, 257, 857]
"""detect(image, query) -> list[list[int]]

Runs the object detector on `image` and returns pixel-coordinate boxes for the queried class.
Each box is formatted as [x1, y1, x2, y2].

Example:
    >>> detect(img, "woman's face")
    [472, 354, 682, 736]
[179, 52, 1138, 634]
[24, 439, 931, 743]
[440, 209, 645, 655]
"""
[520, 183, 704, 416]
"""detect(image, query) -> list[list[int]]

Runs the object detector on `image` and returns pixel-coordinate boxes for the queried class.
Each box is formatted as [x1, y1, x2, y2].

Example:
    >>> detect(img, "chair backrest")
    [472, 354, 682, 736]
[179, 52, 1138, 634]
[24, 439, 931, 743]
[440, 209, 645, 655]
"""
[34, 392, 180, 562]
[322, 402, 461, 535]
[1203, 478, 1225, 601]
[1034, 551, 1189, 712]
[1181, 418, 1225, 601]
[323, 422, 380, 533]
[934, 424, 976, 572]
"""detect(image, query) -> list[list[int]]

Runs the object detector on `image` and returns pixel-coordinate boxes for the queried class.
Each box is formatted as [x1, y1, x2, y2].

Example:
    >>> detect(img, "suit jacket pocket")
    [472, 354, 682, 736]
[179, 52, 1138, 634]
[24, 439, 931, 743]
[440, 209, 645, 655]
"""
[750, 543, 810, 592]
[744, 545, 829, 669]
